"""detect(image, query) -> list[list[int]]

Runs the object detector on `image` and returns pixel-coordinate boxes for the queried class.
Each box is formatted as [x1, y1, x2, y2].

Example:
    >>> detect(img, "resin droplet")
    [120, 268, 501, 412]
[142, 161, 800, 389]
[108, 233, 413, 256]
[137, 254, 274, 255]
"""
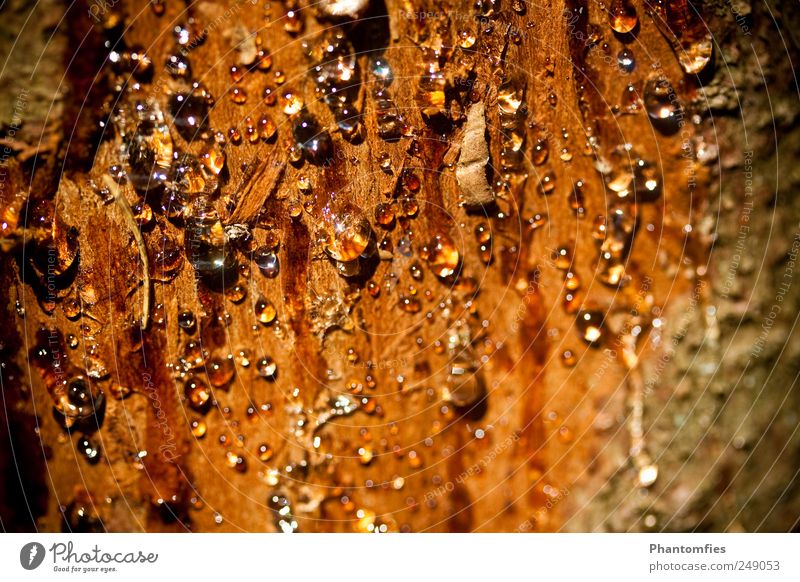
[608, 0, 638, 34]
[644, 75, 684, 134]
[185, 376, 211, 410]
[257, 443, 274, 462]
[617, 48, 635, 73]
[124, 108, 173, 192]
[184, 205, 237, 283]
[168, 82, 213, 141]
[576, 309, 605, 345]
[257, 356, 277, 380]
[320, 203, 372, 262]
[254, 246, 280, 278]
[208, 357, 235, 388]
[255, 296, 277, 325]
[651, 0, 713, 74]
[422, 232, 460, 278]
[446, 358, 486, 408]
[292, 112, 333, 165]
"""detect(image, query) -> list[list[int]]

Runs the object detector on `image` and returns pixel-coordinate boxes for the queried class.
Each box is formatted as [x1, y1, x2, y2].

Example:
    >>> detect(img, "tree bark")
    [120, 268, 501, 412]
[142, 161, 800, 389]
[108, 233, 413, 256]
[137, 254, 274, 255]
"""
[1, 0, 798, 532]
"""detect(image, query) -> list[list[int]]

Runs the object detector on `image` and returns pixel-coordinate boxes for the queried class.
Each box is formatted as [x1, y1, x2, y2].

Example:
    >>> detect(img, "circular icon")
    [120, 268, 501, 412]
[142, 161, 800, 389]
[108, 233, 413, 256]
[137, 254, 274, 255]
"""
[19, 542, 46, 570]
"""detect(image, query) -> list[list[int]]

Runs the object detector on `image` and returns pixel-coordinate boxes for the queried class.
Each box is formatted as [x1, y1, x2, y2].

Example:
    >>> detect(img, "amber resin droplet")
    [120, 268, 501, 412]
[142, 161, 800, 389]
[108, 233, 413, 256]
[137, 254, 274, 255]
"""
[643, 75, 684, 134]
[255, 296, 277, 325]
[608, 0, 638, 34]
[320, 203, 372, 262]
[576, 309, 605, 345]
[422, 232, 460, 278]
[185, 376, 211, 410]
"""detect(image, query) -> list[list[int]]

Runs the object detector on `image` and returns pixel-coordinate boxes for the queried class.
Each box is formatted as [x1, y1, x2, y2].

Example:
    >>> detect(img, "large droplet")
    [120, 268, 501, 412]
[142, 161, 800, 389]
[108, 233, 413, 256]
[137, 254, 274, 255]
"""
[292, 112, 333, 165]
[208, 357, 235, 388]
[28, 200, 80, 278]
[651, 0, 713, 74]
[254, 246, 280, 278]
[320, 203, 372, 262]
[168, 82, 213, 141]
[422, 232, 460, 278]
[446, 357, 486, 408]
[608, 0, 638, 34]
[643, 75, 683, 134]
[257, 356, 278, 379]
[418, 49, 447, 122]
[375, 88, 402, 141]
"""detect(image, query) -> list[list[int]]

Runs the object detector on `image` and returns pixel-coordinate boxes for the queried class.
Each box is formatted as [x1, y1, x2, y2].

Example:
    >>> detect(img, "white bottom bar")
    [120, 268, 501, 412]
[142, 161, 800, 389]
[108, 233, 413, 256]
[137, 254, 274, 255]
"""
[1, 533, 798, 581]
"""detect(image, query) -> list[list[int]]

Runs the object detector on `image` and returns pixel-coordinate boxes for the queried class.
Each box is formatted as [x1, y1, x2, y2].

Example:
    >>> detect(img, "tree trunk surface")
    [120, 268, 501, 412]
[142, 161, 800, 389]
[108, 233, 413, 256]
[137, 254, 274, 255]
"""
[1, 0, 798, 532]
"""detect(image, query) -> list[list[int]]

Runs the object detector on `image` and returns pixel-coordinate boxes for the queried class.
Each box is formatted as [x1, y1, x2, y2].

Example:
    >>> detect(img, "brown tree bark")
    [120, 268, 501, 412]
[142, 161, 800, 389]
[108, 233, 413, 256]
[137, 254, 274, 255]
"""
[1, 0, 798, 532]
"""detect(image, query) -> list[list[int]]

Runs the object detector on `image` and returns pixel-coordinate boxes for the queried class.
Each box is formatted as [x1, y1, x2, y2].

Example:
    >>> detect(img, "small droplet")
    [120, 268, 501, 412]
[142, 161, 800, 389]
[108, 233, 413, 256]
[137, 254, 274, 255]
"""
[255, 49, 273, 72]
[183, 341, 207, 369]
[166, 53, 191, 78]
[638, 464, 658, 487]
[527, 213, 547, 230]
[225, 450, 248, 473]
[255, 296, 277, 325]
[226, 284, 248, 304]
[538, 171, 556, 196]
[617, 48, 635, 73]
[178, 310, 196, 333]
[191, 419, 207, 438]
[576, 309, 605, 345]
[564, 268, 581, 290]
[257, 356, 277, 380]
[569, 179, 586, 215]
[78, 435, 101, 464]
[532, 138, 549, 166]
[284, 6, 304, 35]
[259, 115, 277, 140]
[399, 295, 421, 313]
[458, 30, 476, 49]
[281, 91, 305, 116]
[297, 174, 312, 194]
[257, 443, 274, 462]
[292, 112, 333, 165]
[399, 196, 419, 218]
[377, 152, 392, 172]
